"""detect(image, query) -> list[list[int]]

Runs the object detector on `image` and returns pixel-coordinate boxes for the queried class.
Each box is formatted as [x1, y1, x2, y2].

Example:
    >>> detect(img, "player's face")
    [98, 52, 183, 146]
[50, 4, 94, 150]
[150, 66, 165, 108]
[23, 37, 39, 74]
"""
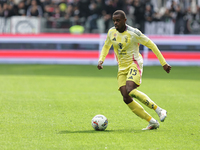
[112, 14, 127, 33]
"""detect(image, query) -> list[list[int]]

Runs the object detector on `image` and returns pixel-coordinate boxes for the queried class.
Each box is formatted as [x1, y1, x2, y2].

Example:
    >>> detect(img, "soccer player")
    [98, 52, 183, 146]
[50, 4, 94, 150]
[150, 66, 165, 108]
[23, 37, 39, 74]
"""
[97, 10, 171, 130]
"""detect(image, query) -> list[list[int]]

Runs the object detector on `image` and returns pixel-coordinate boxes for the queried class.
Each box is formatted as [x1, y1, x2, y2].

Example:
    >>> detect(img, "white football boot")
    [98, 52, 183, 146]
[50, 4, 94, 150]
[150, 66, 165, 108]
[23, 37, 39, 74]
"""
[142, 120, 160, 130]
[158, 109, 167, 122]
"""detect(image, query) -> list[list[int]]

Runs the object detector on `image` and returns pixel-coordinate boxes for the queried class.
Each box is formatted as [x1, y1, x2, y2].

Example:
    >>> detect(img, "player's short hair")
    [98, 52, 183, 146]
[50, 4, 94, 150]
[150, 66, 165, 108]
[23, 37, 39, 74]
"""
[113, 10, 126, 19]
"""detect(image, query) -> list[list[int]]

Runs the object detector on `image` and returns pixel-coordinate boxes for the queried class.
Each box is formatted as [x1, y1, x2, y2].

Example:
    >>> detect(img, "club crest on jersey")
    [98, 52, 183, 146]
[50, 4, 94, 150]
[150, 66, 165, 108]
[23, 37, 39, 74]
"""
[124, 36, 128, 43]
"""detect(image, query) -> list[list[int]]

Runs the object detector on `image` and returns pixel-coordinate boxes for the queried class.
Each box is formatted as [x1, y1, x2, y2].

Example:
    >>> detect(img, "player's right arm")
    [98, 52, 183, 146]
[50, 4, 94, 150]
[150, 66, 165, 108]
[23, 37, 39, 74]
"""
[97, 30, 112, 70]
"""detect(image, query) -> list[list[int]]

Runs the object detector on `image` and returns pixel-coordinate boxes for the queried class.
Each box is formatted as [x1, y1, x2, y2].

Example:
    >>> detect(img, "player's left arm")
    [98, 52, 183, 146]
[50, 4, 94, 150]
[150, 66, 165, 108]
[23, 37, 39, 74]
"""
[144, 40, 171, 73]
[163, 64, 171, 73]
[132, 29, 171, 73]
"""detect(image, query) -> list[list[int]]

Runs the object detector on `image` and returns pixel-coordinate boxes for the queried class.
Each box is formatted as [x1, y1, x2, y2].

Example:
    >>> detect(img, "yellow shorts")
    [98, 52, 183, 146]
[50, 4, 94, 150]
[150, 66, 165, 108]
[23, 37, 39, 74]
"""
[117, 63, 142, 89]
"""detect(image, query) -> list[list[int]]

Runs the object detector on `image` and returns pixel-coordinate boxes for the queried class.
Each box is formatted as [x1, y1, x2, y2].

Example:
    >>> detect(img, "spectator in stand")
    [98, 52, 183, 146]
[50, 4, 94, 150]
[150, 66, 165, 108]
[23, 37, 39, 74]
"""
[78, 0, 90, 20]
[174, 3, 185, 34]
[132, 0, 146, 32]
[159, 0, 176, 22]
[102, 0, 118, 32]
[43, 4, 53, 27]
[26, 0, 43, 17]
[70, 0, 78, 9]
[183, 0, 200, 34]
[1, 0, 199, 34]
[144, 0, 155, 13]
[42, 0, 51, 6]
[71, 5, 82, 25]
[25, 0, 32, 8]
[122, 0, 134, 15]
[43, 4, 52, 18]
[8, 0, 18, 15]
[161, 7, 172, 22]
[88, 0, 103, 33]
[64, 2, 73, 20]
[166, 0, 179, 22]
[1, 2, 16, 17]
[188, 0, 199, 19]
[58, 0, 67, 17]
[144, 3, 154, 22]
[44, 1, 60, 28]
[16, 1, 27, 16]
[121, 0, 137, 26]
[114, 0, 124, 10]
[54, 5, 63, 17]
[149, 0, 162, 13]
[0, 0, 7, 7]
[0, 4, 3, 16]
[51, 6, 62, 27]
[1, 3, 9, 17]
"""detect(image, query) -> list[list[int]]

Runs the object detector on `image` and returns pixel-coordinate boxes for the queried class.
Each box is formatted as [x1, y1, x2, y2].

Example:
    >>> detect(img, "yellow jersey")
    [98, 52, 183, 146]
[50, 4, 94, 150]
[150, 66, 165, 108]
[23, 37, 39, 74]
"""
[99, 25, 166, 71]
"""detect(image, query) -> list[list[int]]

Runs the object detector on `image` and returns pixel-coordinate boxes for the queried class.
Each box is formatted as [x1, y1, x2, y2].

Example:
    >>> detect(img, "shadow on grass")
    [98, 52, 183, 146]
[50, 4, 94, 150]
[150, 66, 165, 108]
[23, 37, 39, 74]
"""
[58, 129, 146, 134]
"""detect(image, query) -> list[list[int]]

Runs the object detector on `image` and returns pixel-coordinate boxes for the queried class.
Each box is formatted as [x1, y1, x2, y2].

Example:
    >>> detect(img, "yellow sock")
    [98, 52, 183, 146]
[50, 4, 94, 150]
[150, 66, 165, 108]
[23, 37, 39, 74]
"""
[127, 100, 152, 122]
[129, 89, 158, 110]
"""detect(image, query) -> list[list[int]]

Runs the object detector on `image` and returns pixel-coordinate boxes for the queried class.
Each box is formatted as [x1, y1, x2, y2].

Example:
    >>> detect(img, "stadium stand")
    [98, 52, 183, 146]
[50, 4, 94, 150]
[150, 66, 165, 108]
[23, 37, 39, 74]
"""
[0, 0, 200, 34]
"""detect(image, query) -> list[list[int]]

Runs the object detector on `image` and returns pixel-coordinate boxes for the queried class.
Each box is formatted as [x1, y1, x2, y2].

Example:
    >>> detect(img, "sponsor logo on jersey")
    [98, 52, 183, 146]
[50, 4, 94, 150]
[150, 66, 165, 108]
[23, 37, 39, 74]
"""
[118, 43, 123, 49]
[118, 43, 126, 55]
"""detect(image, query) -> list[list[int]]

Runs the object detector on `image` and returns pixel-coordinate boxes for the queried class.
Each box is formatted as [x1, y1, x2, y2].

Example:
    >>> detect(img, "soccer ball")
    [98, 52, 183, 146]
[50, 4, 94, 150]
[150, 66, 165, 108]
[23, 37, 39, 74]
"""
[91, 114, 108, 131]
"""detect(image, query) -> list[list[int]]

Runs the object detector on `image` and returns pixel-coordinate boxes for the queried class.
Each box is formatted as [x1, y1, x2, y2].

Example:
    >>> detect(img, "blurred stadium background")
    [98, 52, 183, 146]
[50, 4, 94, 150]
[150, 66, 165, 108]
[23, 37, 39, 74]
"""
[0, 0, 200, 65]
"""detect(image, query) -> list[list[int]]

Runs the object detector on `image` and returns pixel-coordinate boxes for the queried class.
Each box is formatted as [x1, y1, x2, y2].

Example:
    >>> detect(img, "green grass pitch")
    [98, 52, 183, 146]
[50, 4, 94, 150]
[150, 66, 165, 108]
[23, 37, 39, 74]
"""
[0, 64, 199, 150]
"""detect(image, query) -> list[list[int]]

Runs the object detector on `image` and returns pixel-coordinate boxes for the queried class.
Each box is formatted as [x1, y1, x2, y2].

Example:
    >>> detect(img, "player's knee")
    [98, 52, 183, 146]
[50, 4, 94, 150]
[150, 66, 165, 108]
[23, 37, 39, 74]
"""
[126, 81, 138, 96]
[123, 95, 133, 104]
[126, 86, 133, 95]
[126, 87, 137, 98]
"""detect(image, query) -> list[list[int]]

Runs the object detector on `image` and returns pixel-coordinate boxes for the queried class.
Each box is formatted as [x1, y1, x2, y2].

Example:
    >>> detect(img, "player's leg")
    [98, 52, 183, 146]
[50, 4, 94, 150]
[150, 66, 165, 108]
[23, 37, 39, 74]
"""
[118, 71, 152, 120]
[128, 86, 167, 122]
[120, 86, 159, 130]
[126, 65, 167, 122]
[118, 68, 159, 130]
[127, 81, 158, 110]
[120, 86, 151, 121]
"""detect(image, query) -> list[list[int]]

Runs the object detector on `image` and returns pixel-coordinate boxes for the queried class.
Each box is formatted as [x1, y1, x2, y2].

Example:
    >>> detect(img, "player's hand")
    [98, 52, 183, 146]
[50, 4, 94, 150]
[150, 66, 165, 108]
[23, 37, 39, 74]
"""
[97, 61, 103, 70]
[163, 64, 171, 73]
